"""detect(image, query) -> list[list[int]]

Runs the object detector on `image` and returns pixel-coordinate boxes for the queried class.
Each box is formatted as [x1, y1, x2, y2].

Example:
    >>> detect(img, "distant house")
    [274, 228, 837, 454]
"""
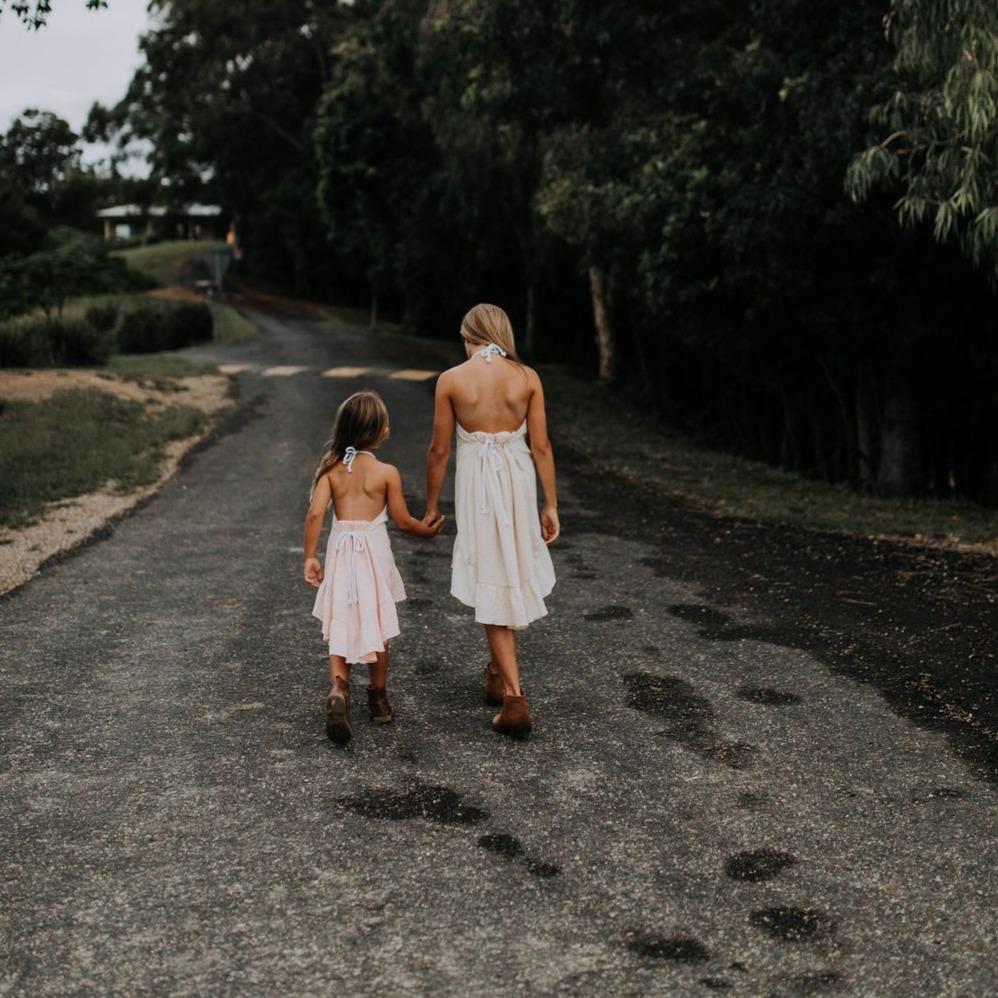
[96, 204, 225, 242]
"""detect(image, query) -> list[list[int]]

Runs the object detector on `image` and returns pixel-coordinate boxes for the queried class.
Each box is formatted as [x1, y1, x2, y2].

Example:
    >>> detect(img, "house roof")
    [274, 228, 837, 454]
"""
[95, 203, 223, 219]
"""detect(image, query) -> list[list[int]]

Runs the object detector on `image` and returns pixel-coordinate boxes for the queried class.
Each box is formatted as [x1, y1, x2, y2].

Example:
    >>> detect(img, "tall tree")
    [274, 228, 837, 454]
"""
[847, 0, 998, 272]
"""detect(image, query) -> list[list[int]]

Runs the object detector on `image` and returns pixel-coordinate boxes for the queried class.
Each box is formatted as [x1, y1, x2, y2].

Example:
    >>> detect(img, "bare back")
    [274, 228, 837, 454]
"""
[446, 353, 536, 433]
[325, 455, 390, 521]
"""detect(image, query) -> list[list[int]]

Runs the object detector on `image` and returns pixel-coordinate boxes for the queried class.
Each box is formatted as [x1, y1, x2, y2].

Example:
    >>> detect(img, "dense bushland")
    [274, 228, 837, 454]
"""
[91, 1, 998, 502]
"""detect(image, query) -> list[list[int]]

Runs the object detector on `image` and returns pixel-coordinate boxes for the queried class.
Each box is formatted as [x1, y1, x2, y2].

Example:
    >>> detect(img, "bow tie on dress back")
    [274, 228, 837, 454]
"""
[343, 446, 368, 473]
[478, 343, 507, 363]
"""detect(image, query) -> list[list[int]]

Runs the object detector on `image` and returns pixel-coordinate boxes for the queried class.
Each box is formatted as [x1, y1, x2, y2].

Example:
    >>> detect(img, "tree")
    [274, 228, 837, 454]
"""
[847, 0, 998, 273]
[0, 0, 105, 29]
[89, 0, 352, 294]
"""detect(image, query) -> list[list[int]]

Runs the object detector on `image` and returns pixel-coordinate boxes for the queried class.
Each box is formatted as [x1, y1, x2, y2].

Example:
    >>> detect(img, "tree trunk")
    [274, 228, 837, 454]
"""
[523, 277, 538, 359]
[589, 264, 617, 382]
[878, 378, 921, 496]
[855, 372, 879, 491]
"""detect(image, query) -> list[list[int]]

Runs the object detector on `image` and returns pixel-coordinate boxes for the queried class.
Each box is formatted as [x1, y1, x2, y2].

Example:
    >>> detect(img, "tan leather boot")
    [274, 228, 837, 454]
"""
[492, 692, 532, 737]
[325, 677, 352, 743]
[484, 663, 503, 707]
[367, 686, 394, 725]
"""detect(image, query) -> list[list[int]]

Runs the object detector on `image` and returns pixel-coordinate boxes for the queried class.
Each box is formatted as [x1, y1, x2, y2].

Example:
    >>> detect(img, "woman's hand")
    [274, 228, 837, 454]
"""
[423, 513, 445, 537]
[303, 557, 323, 588]
[541, 506, 560, 545]
[422, 509, 441, 528]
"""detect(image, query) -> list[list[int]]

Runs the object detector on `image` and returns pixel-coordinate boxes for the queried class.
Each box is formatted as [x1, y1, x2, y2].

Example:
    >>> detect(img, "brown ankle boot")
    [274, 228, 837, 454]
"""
[325, 678, 352, 743]
[492, 692, 532, 738]
[367, 686, 394, 725]
[484, 664, 503, 707]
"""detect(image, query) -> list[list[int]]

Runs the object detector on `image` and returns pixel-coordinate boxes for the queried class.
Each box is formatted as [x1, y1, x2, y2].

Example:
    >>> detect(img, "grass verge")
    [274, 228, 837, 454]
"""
[210, 302, 256, 341]
[543, 367, 998, 550]
[114, 240, 226, 287]
[0, 388, 205, 529]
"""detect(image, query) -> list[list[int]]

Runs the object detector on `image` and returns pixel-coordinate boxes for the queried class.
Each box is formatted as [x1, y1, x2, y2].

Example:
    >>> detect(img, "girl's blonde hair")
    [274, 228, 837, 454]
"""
[311, 391, 389, 499]
[460, 303, 520, 361]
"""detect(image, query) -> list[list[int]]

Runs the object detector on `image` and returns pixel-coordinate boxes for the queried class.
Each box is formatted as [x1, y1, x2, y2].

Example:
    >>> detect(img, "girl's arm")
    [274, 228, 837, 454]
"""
[387, 466, 444, 537]
[424, 372, 455, 522]
[303, 474, 332, 587]
[525, 369, 560, 544]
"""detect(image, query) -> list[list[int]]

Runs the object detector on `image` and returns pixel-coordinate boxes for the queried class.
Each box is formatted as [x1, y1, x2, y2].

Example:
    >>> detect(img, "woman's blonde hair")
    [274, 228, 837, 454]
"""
[460, 303, 520, 361]
[310, 391, 389, 499]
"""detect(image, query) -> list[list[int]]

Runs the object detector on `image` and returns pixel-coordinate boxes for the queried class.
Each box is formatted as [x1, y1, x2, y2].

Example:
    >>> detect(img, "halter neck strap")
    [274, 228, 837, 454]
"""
[342, 447, 374, 473]
[478, 343, 507, 363]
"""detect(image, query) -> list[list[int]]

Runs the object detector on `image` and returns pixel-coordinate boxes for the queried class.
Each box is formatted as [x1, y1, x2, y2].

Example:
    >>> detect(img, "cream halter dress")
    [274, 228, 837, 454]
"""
[312, 448, 407, 664]
[450, 344, 557, 628]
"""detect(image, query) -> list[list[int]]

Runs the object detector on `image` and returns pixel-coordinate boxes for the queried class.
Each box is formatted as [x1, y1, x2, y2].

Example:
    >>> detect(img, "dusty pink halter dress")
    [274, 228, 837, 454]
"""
[311, 448, 406, 664]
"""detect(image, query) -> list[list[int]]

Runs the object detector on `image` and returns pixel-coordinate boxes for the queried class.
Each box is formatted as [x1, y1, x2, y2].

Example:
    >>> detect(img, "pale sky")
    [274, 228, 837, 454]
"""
[0, 1, 152, 171]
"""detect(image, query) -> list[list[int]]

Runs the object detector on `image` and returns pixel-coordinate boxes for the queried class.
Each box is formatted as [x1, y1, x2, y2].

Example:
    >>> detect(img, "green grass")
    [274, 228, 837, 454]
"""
[210, 301, 256, 341]
[114, 240, 226, 287]
[543, 367, 998, 549]
[106, 353, 214, 380]
[0, 388, 205, 529]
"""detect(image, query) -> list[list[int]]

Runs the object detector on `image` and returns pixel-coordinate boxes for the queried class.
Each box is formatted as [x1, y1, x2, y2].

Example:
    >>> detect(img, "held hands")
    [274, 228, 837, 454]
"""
[421, 510, 445, 537]
[303, 557, 323, 589]
[541, 505, 560, 545]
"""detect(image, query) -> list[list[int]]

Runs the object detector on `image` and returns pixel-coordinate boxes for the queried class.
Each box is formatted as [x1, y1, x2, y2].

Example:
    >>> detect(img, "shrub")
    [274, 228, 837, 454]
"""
[0, 316, 114, 367]
[116, 300, 214, 354]
[84, 301, 120, 332]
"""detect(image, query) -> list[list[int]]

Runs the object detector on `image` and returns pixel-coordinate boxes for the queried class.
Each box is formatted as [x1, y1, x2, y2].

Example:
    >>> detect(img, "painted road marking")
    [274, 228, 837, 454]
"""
[322, 366, 371, 378]
[261, 365, 309, 377]
[389, 368, 439, 382]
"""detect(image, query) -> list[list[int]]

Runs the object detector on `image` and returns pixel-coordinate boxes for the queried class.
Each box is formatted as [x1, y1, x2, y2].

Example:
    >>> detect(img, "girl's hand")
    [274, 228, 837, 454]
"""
[541, 506, 560, 545]
[303, 557, 323, 588]
[424, 513, 445, 537]
[421, 509, 441, 528]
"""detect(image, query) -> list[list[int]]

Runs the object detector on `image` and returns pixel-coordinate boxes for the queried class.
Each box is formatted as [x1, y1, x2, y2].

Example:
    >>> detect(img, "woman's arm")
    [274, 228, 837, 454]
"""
[387, 466, 444, 537]
[303, 475, 331, 586]
[424, 372, 455, 521]
[525, 369, 560, 544]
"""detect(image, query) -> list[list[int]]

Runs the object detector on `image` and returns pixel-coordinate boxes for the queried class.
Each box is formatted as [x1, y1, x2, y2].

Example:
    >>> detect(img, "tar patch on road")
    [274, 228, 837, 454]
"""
[477, 832, 561, 878]
[339, 782, 487, 825]
[736, 686, 803, 707]
[624, 673, 758, 769]
[478, 833, 524, 859]
[725, 849, 797, 882]
[626, 934, 710, 962]
[787, 970, 844, 994]
[584, 605, 633, 622]
[748, 907, 835, 942]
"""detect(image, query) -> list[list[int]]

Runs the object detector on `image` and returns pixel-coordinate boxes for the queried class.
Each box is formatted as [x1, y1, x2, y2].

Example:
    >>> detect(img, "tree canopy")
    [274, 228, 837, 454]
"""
[91, 0, 998, 503]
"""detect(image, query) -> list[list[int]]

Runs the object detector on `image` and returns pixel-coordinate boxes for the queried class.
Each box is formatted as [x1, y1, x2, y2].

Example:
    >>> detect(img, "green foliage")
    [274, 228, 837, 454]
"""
[0, 315, 113, 367]
[0, 228, 154, 319]
[83, 300, 120, 332]
[0, 1, 105, 29]
[847, 0, 998, 270]
[115, 300, 213, 354]
[0, 388, 202, 529]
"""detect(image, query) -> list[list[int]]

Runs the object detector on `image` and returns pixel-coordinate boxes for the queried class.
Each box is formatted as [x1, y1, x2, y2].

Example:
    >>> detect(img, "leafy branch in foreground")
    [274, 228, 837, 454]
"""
[0, 1, 105, 29]
[847, 0, 998, 271]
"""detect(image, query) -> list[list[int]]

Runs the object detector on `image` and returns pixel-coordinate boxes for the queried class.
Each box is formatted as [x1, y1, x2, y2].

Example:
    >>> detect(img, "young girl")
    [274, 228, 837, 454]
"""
[423, 303, 559, 737]
[304, 391, 443, 744]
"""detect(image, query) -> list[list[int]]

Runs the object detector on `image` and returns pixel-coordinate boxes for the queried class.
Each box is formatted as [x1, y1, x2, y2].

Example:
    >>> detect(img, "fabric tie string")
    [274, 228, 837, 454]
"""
[335, 529, 367, 604]
[478, 343, 507, 363]
[343, 446, 358, 473]
[476, 438, 510, 524]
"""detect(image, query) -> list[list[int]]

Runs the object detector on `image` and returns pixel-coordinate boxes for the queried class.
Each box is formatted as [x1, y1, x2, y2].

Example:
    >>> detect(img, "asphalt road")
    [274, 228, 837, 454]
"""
[2, 305, 996, 997]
